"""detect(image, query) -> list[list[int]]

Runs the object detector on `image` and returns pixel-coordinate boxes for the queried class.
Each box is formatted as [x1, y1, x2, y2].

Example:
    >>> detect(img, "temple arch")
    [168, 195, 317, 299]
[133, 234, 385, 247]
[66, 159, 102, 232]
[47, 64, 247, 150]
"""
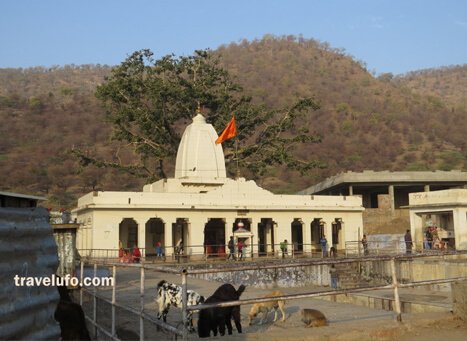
[291, 218, 304, 254]
[119, 218, 138, 249]
[145, 218, 164, 255]
[204, 218, 226, 257]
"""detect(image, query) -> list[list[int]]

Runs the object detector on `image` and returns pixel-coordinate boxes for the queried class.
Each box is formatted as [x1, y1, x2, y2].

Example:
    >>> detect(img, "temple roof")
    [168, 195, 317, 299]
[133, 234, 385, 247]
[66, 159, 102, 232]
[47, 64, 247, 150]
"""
[174, 113, 227, 179]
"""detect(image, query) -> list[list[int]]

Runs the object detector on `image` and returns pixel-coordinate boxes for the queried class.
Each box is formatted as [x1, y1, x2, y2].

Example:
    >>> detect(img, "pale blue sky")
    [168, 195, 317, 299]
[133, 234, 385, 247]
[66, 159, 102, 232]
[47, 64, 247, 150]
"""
[0, 0, 466, 75]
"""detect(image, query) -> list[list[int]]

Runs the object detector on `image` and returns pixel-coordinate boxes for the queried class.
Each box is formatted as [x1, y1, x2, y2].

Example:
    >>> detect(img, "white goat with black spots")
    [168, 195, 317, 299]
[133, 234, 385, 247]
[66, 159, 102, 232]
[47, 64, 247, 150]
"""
[156, 280, 204, 332]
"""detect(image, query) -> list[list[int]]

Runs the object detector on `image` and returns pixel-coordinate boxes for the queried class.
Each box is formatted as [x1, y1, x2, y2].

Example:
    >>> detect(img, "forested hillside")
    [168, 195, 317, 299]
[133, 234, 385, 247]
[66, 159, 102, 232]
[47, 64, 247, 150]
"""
[0, 36, 465, 208]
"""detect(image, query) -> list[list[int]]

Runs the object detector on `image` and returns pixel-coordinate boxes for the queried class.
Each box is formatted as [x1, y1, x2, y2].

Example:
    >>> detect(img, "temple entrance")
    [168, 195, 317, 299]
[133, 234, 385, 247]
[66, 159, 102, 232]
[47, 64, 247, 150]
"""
[258, 218, 274, 256]
[204, 218, 226, 257]
[291, 219, 304, 254]
[145, 218, 164, 255]
[119, 218, 138, 249]
[172, 218, 188, 255]
[332, 218, 343, 248]
[311, 218, 325, 251]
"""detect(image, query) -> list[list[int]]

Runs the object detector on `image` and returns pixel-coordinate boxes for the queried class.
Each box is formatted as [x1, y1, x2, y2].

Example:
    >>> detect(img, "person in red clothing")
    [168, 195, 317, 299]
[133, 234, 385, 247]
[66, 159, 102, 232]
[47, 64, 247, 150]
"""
[132, 244, 141, 263]
[237, 239, 244, 261]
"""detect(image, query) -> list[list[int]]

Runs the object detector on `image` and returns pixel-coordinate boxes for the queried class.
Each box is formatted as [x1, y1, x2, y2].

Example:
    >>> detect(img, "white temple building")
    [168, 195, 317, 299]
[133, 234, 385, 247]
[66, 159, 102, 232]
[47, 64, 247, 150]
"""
[73, 113, 364, 259]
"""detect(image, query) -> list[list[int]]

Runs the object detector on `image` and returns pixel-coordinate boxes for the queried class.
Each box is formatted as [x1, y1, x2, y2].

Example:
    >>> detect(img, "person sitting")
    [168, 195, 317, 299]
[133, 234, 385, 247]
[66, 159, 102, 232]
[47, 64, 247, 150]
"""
[122, 250, 132, 263]
[132, 245, 141, 263]
[118, 247, 124, 262]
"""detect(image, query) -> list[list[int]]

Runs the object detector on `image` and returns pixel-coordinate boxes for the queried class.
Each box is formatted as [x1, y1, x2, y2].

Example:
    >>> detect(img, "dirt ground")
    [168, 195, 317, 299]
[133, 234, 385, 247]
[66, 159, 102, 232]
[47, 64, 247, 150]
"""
[79, 266, 467, 341]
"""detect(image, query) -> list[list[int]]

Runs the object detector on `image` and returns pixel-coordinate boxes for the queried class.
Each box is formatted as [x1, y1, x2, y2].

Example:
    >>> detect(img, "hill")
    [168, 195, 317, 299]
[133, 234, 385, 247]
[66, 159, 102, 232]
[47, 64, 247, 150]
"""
[0, 36, 465, 207]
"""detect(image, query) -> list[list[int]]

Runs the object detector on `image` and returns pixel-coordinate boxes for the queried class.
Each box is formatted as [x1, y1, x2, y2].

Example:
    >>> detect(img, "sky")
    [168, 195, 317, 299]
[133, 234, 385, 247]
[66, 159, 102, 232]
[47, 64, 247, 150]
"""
[0, 0, 466, 75]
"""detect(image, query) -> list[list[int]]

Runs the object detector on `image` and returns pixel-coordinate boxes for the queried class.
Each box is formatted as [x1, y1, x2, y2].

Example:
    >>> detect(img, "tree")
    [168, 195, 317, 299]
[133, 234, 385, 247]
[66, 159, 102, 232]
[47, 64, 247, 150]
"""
[73, 49, 322, 182]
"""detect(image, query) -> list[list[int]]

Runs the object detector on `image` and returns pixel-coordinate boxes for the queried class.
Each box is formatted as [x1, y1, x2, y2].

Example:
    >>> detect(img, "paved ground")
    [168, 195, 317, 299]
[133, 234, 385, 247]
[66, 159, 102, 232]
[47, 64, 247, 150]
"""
[78, 265, 467, 340]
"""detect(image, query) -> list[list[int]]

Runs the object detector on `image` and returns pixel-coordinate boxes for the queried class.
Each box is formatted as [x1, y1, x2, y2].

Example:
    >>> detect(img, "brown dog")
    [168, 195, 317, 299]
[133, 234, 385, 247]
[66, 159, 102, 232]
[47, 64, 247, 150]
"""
[301, 309, 328, 328]
[248, 290, 286, 325]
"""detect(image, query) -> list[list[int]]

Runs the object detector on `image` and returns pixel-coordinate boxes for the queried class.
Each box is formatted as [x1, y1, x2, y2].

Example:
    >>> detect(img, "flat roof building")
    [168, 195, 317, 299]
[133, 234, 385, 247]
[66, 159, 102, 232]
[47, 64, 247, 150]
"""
[298, 171, 467, 235]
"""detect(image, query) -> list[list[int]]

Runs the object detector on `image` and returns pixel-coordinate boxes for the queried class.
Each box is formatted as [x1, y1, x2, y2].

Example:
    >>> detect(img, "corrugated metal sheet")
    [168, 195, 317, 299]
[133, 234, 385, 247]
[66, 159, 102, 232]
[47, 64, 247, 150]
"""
[0, 207, 60, 339]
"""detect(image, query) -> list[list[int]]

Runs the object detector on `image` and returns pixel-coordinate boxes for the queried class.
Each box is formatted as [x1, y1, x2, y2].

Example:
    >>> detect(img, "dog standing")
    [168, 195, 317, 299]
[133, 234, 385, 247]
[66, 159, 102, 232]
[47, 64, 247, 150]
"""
[301, 308, 328, 328]
[248, 290, 286, 325]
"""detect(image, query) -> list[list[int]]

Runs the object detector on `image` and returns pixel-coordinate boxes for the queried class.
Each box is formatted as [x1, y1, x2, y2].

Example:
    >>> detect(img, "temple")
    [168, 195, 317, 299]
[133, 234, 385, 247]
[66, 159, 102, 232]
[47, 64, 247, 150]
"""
[73, 113, 364, 258]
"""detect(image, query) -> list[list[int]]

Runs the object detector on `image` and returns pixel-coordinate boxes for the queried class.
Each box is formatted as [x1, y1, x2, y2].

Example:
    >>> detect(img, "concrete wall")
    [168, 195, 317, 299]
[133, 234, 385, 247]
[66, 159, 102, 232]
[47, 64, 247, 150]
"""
[189, 255, 467, 290]
[452, 281, 467, 321]
[0, 207, 60, 339]
[363, 208, 410, 234]
[361, 255, 467, 286]
[190, 262, 331, 288]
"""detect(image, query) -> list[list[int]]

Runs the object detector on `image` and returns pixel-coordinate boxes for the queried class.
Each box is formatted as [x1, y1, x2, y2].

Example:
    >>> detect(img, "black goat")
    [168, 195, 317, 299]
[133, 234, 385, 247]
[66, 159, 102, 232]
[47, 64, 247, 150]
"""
[54, 285, 91, 341]
[197, 283, 246, 338]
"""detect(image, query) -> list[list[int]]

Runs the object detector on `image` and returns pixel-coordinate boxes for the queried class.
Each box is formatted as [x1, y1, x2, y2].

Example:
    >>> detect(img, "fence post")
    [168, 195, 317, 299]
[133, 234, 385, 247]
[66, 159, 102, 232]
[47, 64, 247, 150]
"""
[111, 265, 116, 337]
[181, 269, 188, 341]
[80, 260, 84, 305]
[93, 263, 98, 337]
[390, 258, 402, 322]
[140, 265, 145, 341]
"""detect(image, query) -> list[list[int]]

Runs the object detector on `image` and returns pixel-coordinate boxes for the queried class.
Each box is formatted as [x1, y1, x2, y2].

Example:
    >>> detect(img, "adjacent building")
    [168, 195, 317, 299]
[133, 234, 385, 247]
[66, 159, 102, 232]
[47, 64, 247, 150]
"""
[408, 189, 467, 250]
[298, 171, 467, 234]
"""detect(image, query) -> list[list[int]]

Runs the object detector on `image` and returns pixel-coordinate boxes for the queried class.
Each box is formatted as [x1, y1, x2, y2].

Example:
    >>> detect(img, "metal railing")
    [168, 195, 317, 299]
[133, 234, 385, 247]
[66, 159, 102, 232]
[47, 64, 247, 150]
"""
[77, 250, 467, 340]
[78, 240, 458, 264]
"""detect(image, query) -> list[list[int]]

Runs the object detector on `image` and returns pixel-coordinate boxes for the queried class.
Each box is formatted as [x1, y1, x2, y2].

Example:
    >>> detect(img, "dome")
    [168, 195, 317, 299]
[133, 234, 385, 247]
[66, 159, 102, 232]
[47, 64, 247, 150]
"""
[174, 114, 227, 178]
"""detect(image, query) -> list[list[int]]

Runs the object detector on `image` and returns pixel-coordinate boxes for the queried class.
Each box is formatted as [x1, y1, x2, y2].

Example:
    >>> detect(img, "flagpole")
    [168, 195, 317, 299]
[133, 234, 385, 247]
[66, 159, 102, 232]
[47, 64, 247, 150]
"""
[235, 137, 240, 179]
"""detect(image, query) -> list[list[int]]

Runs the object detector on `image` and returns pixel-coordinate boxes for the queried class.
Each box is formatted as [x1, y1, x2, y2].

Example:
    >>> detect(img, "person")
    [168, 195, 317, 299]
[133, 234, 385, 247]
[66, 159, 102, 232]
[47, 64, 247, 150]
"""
[329, 264, 338, 289]
[132, 244, 141, 263]
[227, 236, 236, 260]
[175, 240, 183, 262]
[361, 234, 369, 255]
[280, 239, 288, 258]
[155, 241, 163, 259]
[122, 250, 133, 263]
[424, 228, 432, 250]
[320, 235, 328, 257]
[404, 229, 413, 254]
[237, 239, 244, 260]
[330, 246, 337, 258]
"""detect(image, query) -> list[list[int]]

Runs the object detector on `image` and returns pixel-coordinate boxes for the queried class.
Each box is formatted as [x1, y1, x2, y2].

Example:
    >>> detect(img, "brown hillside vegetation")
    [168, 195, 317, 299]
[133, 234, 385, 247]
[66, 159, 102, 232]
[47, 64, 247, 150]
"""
[0, 36, 466, 207]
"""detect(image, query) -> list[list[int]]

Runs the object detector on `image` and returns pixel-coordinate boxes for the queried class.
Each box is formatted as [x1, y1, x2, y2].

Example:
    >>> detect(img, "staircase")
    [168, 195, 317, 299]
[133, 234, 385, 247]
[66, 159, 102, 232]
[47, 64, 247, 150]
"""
[335, 262, 369, 289]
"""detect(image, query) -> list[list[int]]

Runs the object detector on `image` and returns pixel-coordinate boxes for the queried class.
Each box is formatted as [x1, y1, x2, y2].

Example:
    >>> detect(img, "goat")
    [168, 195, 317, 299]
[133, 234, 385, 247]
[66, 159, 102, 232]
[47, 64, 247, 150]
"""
[197, 283, 246, 338]
[54, 285, 91, 341]
[155, 280, 204, 332]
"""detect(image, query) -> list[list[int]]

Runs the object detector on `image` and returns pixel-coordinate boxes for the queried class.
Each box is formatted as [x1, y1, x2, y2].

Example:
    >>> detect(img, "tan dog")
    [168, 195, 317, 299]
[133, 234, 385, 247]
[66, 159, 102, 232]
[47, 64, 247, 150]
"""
[248, 290, 286, 325]
[301, 309, 328, 328]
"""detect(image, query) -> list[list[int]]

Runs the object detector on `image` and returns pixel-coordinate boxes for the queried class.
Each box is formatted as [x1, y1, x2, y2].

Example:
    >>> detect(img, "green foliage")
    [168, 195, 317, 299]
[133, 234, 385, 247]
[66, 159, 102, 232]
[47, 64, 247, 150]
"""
[439, 150, 465, 170]
[75, 49, 321, 181]
[28, 96, 43, 113]
[406, 162, 429, 171]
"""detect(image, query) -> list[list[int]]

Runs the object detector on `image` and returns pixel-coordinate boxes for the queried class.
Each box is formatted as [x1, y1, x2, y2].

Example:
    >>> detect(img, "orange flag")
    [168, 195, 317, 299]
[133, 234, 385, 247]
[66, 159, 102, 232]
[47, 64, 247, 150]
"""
[215, 116, 237, 144]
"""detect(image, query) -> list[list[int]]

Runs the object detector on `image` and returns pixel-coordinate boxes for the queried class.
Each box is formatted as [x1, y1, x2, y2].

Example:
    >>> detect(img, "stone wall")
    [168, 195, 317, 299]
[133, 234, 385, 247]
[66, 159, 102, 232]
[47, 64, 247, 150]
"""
[187, 255, 467, 290]
[188, 262, 330, 288]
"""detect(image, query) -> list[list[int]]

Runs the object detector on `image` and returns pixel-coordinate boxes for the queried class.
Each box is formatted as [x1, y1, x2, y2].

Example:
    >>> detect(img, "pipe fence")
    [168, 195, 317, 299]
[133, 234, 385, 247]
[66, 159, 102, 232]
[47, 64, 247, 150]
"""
[78, 239, 458, 264]
[77, 250, 467, 340]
